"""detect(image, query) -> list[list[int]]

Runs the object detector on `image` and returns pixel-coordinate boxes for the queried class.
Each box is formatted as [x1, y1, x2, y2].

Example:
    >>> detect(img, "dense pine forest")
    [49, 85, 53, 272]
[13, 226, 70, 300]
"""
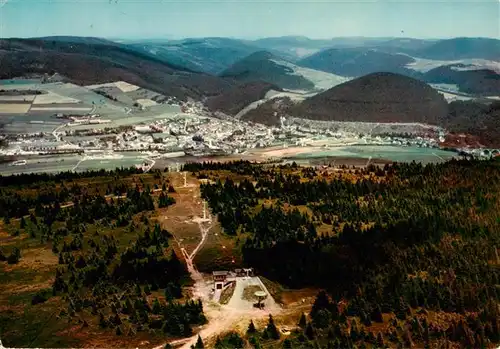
[0, 168, 205, 347]
[191, 159, 500, 348]
[2, 160, 500, 348]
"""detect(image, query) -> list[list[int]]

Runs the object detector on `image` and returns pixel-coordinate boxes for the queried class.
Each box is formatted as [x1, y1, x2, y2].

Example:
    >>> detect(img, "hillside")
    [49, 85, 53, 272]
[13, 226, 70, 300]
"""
[290, 72, 448, 123]
[193, 159, 500, 349]
[205, 81, 281, 116]
[128, 37, 262, 75]
[220, 51, 348, 92]
[440, 100, 500, 147]
[416, 37, 500, 61]
[367, 37, 437, 53]
[220, 51, 316, 90]
[242, 96, 295, 125]
[0, 169, 202, 348]
[297, 48, 419, 78]
[424, 65, 500, 96]
[0, 38, 233, 101]
[33, 36, 120, 46]
[252, 36, 336, 59]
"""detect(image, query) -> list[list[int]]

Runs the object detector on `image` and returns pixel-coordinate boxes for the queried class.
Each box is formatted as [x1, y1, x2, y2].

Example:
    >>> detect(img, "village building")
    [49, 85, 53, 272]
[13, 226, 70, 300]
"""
[212, 271, 228, 290]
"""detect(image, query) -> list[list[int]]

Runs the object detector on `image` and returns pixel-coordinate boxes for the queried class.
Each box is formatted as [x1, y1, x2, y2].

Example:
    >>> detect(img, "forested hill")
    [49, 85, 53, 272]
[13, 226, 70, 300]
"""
[290, 72, 448, 123]
[219, 51, 316, 90]
[0, 38, 233, 101]
[0, 168, 205, 347]
[191, 159, 500, 348]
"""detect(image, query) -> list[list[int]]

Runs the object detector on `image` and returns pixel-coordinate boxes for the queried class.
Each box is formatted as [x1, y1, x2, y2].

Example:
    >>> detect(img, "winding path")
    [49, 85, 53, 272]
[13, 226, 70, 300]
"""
[156, 173, 285, 349]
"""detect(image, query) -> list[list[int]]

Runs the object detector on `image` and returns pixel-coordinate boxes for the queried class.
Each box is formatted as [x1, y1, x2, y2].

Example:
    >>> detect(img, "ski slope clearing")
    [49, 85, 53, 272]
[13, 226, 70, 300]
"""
[438, 91, 473, 102]
[270, 58, 350, 91]
[406, 57, 500, 73]
[234, 89, 315, 119]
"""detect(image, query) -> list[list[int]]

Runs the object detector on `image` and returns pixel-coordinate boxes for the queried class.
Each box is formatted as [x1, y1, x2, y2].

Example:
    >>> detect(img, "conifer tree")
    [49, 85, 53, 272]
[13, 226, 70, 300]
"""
[265, 314, 280, 340]
[306, 323, 315, 339]
[195, 335, 204, 348]
[135, 284, 142, 296]
[313, 309, 332, 329]
[214, 337, 223, 349]
[7, 247, 21, 264]
[98, 312, 107, 328]
[247, 319, 257, 334]
[371, 305, 384, 323]
[377, 332, 385, 348]
[298, 313, 307, 328]
[152, 298, 162, 314]
[311, 291, 330, 318]
[282, 338, 293, 348]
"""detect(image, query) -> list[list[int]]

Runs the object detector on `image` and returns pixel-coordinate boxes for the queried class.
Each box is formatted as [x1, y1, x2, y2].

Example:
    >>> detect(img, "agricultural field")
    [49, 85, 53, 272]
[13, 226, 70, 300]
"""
[0, 104, 31, 114]
[87, 81, 141, 94]
[32, 91, 81, 105]
[0, 95, 37, 102]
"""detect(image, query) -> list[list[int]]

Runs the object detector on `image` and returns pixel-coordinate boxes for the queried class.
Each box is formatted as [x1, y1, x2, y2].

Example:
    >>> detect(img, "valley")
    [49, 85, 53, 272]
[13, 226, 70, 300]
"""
[0, 32, 500, 349]
[0, 73, 472, 177]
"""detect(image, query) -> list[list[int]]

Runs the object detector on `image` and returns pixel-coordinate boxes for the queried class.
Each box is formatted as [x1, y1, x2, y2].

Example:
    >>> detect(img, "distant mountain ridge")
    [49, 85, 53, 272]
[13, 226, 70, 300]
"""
[416, 37, 500, 61]
[298, 48, 419, 78]
[296, 37, 500, 95]
[220, 51, 316, 90]
[425, 64, 500, 96]
[29, 36, 120, 46]
[0, 38, 233, 101]
[127, 37, 263, 75]
[220, 50, 348, 91]
[2, 35, 499, 104]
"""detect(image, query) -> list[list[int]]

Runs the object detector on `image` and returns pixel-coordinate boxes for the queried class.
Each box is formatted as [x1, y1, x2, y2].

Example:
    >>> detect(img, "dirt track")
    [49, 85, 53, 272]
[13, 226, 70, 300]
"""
[156, 172, 287, 349]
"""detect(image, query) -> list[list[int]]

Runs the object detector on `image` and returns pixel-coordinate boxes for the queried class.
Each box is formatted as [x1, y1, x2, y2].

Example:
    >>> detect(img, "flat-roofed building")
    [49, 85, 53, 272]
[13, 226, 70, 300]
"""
[213, 271, 228, 290]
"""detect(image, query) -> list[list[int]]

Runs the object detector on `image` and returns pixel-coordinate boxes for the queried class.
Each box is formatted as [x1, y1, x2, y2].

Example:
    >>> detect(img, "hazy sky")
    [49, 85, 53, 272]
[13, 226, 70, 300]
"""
[1, 0, 499, 40]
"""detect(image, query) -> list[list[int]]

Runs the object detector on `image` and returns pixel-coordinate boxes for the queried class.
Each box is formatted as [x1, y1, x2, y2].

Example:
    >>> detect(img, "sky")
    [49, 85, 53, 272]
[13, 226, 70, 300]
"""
[0, 0, 499, 40]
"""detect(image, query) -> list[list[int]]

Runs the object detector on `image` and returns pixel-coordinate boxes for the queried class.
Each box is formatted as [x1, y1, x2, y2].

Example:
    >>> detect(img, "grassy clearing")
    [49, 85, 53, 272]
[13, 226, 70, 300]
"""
[0, 296, 80, 348]
[259, 276, 284, 304]
[0, 172, 185, 348]
[194, 224, 243, 272]
[242, 285, 264, 302]
[219, 282, 236, 305]
[260, 276, 318, 309]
